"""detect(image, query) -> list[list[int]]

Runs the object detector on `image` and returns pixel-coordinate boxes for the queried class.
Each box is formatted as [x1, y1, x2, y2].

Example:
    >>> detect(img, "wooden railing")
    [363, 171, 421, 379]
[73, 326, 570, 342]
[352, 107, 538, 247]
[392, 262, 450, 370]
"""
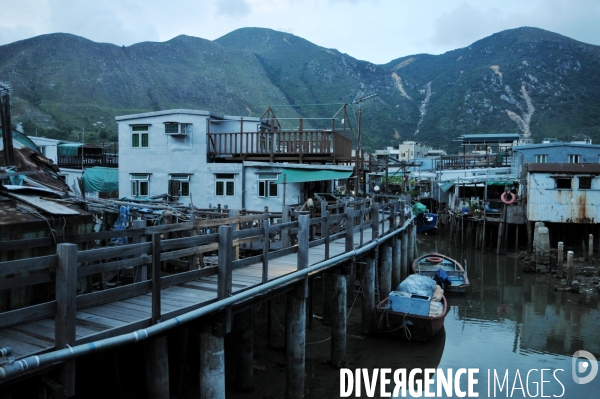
[207, 130, 353, 163]
[0, 198, 420, 368]
[58, 154, 119, 168]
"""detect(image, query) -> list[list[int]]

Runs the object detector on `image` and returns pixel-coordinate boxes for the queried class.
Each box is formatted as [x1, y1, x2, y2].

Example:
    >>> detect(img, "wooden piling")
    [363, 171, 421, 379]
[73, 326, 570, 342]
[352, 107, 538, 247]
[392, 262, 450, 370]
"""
[234, 308, 254, 392]
[379, 245, 392, 299]
[145, 335, 170, 399]
[285, 292, 306, 399]
[200, 326, 226, 399]
[362, 254, 375, 335]
[285, 215, 309, 399]
[401, 230, 408, 281]
[392, 235, 402, 286]
[322, 273, 332, 326]
[330, 271, 347, 368]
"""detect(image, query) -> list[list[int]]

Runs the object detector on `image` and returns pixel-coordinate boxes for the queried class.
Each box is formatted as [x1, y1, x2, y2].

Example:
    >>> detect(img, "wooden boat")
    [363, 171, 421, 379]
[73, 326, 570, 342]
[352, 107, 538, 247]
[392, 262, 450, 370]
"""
[412, 253, 470, 293]
[374, 295, 447, 341]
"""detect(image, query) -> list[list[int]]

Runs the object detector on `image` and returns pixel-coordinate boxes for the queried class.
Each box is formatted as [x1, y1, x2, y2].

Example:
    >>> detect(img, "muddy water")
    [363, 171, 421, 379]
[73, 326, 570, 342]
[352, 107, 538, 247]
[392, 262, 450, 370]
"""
[413, 233, 600, 398]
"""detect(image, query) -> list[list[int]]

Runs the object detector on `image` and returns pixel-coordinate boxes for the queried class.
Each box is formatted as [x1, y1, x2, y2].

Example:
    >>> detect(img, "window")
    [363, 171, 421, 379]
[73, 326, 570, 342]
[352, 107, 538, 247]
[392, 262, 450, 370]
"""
[535, 154, 547, 163]
[169, 174, 191, 197]
[579, 176, 592, 190]
[131, 174, 150, 196]
[215, 174, 235, 196]
[132, 125, 149, 148]
[555, 177, 571, 189]
[568, 154, 580, 163]
[257, 173, 279, 197]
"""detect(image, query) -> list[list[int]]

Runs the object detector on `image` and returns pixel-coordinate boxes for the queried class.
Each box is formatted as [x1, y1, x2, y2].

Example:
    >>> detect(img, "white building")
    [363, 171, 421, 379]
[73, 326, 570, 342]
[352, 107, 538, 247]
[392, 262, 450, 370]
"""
[116, 109, 353, 211]
[398, 141, 432, 162]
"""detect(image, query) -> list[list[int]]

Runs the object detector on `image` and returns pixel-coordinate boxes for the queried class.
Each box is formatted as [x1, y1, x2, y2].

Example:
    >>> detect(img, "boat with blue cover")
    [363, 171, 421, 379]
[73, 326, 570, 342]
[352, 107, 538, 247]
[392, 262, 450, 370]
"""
[412, 253, 470, 293]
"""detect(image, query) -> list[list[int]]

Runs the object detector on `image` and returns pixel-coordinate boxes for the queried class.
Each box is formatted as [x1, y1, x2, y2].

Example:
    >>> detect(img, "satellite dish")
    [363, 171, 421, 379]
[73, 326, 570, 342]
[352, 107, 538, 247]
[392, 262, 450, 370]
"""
[373, 185, 380, 193]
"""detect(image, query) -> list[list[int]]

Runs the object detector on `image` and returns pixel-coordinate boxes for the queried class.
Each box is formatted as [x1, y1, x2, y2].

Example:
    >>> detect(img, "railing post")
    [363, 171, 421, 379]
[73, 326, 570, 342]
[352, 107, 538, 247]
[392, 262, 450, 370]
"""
[132, 219, 147, 282]
[282, 205, 291, 249]
[218, 225, 233, 333]
[345, 208, 355, 300]
[56, 243, 78, 397]
[297, 215, 309, 297]
[262, 219, 270, 283]
[324, 211, 330, 260]
[371, 203, 380, 239]
[286, 214, 308, 399]
[152, 233, 161, 324]
[229, 209, 239, 260]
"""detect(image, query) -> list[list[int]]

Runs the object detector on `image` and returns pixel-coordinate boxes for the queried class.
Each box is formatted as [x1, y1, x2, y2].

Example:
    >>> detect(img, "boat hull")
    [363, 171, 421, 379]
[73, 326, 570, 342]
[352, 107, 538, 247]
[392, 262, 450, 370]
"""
[412, 253, 470, 293]
[374, 296, 447, 341]
[416, 212, 437, 234]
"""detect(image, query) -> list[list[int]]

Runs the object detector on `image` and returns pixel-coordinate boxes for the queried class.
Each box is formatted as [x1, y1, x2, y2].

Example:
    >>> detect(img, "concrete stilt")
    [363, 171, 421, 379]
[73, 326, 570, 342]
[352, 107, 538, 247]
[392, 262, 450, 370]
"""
[362, 254, 375, 335]
[392, 235, 402, 287]
[557, 242, 564, 274]
[331, 271, 347, 368]
[145, 335, 170, 399]
[286, 292, 306, 399]
[234, 308, 254, 392]
[200, 327, 226, 399]
[589, 234, 594, 261]
[379, 245, 393, 299]
[567, 251, 574, 283]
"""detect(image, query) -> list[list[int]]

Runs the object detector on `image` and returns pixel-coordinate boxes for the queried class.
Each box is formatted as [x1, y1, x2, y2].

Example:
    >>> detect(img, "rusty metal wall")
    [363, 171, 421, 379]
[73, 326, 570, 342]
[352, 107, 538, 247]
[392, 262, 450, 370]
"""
[527, 173, 598, 223]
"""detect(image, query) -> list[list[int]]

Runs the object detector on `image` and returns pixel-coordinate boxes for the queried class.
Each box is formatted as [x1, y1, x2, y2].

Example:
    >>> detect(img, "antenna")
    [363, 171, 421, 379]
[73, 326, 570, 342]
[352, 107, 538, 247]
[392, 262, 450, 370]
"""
[352, 93, 378, 196]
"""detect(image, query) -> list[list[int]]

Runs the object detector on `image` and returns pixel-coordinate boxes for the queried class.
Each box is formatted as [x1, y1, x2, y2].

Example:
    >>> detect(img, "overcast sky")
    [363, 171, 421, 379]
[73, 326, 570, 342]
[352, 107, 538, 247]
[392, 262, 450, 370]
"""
[1, 0, 599, 64]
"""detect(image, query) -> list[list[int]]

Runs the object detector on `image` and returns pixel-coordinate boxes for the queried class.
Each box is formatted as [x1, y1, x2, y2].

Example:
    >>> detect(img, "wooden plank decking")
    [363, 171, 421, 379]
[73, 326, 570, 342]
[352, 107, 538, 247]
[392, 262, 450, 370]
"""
[0, 225, 379, 361]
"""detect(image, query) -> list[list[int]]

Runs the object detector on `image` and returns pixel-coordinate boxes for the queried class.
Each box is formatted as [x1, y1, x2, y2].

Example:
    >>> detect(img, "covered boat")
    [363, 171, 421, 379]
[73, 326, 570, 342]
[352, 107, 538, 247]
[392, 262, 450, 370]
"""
[374, 274, 448, 341]
[413, 253, 470, 293]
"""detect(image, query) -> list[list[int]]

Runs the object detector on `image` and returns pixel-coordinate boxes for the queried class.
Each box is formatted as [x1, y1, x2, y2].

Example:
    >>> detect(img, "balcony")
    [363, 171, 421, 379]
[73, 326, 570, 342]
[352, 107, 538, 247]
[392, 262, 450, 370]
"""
[207, 130, 352, 164]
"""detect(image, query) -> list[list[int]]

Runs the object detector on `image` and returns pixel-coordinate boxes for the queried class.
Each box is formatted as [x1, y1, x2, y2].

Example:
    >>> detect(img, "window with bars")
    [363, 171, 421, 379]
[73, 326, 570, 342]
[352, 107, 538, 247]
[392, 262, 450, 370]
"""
[568, 154, 580, 163]
[535, 154, 547, 163]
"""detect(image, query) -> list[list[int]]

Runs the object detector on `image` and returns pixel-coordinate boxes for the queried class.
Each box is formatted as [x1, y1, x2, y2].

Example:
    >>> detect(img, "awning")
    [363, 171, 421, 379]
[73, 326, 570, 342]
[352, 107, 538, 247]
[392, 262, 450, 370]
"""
[439, 182, 455, 192]
[274, 168, 353, 184]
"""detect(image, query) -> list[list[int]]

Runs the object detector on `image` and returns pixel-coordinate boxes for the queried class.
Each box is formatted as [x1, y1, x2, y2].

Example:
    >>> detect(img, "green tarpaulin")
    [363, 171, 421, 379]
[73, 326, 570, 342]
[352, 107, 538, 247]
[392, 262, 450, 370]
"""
[57, 143, 82, 157]
[412, 202, 427, 217]
[83, 167, 118, 193]
[274, 168, 353, 184]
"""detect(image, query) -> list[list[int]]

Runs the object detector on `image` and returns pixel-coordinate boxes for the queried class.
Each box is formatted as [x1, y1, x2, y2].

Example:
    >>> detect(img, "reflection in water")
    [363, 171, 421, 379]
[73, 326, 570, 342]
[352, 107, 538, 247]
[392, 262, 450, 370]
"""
[414, 234, 599, 397]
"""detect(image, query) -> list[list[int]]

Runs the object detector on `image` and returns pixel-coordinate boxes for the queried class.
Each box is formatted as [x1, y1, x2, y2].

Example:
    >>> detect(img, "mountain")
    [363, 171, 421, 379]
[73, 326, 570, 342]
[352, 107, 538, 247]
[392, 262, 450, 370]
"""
[1, 27, 599, 150]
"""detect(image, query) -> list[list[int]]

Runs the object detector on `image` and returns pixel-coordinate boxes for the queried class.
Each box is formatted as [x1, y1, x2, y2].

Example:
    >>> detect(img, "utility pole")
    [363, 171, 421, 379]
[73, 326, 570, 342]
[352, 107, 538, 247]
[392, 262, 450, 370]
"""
[81, 127, 85, 170]
[352, 93, 377, 196]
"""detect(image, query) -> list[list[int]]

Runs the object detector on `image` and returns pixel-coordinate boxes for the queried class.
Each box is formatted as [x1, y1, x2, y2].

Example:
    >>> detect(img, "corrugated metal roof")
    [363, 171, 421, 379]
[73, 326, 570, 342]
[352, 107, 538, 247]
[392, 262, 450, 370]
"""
[461, 133, 520, 143]
[527, 163, 600, 174]
[7, 193, 80, 215]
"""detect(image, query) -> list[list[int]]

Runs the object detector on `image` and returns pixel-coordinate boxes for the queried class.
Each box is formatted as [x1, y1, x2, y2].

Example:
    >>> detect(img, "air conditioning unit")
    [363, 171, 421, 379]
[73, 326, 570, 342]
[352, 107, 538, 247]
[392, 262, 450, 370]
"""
[164, 122, 188, 135]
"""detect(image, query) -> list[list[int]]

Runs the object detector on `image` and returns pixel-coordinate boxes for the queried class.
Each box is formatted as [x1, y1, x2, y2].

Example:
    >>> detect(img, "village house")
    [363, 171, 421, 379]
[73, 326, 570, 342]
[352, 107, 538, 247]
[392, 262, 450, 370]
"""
[116, 108, 354, 211]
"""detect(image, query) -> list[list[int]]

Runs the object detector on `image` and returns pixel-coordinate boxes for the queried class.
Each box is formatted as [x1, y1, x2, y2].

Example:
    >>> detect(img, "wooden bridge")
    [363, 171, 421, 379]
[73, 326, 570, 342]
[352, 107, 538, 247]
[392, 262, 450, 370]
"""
[0, 199, 417, 399]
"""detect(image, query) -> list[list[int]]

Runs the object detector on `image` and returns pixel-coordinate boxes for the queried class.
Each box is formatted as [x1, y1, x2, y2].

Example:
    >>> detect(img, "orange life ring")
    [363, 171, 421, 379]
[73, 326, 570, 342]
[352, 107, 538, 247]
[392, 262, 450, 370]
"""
[426, 256, 443, 264]
[501, 192, 516, 205]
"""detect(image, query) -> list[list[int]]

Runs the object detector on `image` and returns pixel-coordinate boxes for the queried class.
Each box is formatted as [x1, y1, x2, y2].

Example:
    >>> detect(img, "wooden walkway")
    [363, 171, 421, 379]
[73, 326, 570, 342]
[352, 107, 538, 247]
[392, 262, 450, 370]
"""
[0, 212, 391, 364]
